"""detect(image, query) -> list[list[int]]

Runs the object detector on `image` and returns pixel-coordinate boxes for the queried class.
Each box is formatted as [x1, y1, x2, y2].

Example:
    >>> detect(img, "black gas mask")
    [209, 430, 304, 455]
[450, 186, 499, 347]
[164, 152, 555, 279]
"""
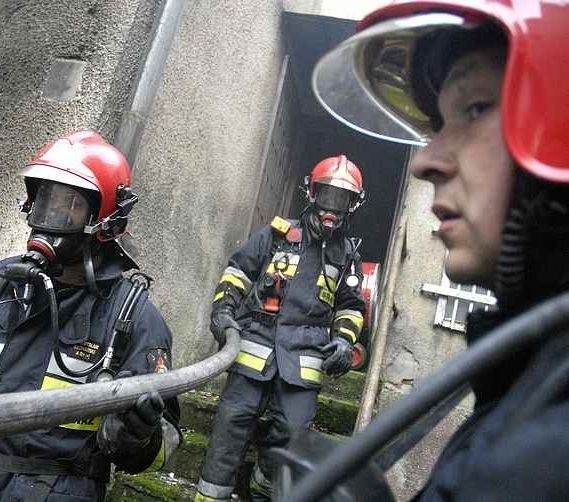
[308, 184, 357, 240]
[24, 181, 96, 273]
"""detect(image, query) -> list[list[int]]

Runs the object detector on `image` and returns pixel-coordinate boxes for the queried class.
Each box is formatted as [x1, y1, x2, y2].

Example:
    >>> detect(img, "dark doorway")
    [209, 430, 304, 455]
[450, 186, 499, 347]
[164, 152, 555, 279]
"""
[250, 11, 409, 266]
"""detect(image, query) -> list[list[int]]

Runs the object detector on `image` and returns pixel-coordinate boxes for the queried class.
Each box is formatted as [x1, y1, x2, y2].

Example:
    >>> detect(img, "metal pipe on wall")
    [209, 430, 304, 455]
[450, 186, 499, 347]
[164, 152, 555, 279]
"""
[355, 217, 407, 431]
[113, 0, 187, 167]
[355, 147, 413, 432]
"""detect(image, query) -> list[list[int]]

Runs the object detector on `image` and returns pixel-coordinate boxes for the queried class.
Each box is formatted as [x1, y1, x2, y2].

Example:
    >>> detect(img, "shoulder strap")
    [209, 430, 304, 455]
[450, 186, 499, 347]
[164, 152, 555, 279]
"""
[109, 273, 151, 369]
[0, 277, 9, 298]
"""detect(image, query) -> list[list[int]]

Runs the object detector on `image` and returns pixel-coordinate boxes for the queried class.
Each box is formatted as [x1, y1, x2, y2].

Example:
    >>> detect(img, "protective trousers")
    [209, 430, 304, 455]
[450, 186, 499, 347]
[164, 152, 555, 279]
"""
[195, 372, 318, 502]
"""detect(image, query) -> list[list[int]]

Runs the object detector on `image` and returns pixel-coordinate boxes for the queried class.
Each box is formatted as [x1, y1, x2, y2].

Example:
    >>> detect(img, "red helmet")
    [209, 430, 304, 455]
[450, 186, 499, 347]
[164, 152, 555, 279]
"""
[312, 0, 569, 185]
[307, 155, 365, 213]
[20, 130, 137, 241]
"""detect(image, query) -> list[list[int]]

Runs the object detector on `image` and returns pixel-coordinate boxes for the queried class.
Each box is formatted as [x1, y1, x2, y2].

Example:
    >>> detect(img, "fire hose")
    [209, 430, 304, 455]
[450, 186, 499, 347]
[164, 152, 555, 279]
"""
[0, 329, 240, 437]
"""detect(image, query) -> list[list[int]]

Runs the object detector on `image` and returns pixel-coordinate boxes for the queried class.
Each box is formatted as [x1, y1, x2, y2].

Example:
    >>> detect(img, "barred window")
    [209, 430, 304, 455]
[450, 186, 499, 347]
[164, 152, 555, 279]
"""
[421, 271, 496, 333]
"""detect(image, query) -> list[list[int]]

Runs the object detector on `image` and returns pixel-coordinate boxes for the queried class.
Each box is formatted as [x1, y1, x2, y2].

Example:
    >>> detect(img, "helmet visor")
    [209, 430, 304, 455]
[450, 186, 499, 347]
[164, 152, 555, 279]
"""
[312, 12, 470, 145]
[315, 184, 355, 212]
[28, 182, 94, 233]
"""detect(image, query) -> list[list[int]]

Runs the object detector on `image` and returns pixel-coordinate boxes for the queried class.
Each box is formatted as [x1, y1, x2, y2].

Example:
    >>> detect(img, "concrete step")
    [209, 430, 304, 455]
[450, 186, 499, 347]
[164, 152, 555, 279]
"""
[106, 370, 368, 500]
[178, 370, 366, 437]
[106, 471, 197, 501]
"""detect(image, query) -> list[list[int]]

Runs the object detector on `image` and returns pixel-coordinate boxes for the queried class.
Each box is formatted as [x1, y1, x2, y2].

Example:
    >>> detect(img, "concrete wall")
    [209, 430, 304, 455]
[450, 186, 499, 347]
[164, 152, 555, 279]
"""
[380, 176, 472, 499]
[0, 1, 470, 496]
[129, 0, 284, 366]
[0, 0, 284, 368]
[0, 0, 159, 257]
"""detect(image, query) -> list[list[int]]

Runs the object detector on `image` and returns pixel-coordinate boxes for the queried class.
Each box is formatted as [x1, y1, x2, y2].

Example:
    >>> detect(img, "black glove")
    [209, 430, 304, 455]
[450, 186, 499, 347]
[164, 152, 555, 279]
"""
[210, 306, 241, 348]
[97, 388, 164, 472]
[321, 336, 353, 376]
[273, 428, 395, 502]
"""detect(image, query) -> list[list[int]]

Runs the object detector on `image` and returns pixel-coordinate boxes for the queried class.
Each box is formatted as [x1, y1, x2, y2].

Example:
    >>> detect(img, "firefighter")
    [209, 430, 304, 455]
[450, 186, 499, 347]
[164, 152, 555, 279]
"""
[194, 155, 366, 501]
[303, 0, 569, 499]
[0, 130, 181, 501]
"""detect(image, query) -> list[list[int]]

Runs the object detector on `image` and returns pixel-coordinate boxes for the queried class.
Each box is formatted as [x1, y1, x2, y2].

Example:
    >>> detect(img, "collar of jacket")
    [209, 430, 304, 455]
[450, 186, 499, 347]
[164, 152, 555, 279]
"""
[466, 308, 535, 407]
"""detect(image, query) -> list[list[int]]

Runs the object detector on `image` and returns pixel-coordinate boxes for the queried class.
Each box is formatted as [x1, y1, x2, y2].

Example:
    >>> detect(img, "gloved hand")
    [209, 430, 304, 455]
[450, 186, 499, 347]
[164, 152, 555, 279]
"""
[97, 389, 164, 470]
[210, 306, 241, 348]
[322, 336, 353, 376]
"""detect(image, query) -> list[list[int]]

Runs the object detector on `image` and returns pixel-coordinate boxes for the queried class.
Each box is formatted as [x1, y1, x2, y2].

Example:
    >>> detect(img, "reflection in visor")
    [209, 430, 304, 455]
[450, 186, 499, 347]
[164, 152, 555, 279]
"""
[28, 182, 93, 233]
[315, 184, 354, 212]
[312, 13, 467, 145]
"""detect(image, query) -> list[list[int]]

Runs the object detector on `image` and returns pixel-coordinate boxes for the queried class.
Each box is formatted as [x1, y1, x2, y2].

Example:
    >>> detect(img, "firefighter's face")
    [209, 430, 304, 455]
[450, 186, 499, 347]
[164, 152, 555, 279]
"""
[410, 48, 514, 288]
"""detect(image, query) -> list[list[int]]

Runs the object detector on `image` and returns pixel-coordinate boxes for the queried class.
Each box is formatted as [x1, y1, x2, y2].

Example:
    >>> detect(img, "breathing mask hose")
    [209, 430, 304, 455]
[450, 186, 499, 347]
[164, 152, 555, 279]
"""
[284, 291, 569, 502]
[336, 238, 361, 288]
[45, 275, 105, 378]
[50, 276, 145, 379]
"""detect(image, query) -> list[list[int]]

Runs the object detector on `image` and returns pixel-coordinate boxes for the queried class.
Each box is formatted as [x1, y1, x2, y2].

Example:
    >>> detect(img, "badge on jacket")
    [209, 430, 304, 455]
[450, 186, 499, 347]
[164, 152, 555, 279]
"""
[147, 348, 169, 373]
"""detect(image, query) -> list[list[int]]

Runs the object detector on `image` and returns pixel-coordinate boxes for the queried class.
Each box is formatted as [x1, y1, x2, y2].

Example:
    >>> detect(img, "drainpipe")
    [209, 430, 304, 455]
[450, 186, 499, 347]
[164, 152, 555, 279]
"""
[113, 0, 187, 167]
[354, 148, 413, 432]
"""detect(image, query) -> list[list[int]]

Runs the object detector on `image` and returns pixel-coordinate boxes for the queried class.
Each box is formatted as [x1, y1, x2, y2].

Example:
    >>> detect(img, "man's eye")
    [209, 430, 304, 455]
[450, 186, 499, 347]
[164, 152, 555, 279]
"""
[465, 102, 492, 122]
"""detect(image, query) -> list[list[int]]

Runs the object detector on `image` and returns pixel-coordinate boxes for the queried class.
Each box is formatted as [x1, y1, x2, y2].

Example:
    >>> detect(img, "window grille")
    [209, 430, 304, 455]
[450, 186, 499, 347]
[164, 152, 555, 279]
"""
[421, 272, 496, 333]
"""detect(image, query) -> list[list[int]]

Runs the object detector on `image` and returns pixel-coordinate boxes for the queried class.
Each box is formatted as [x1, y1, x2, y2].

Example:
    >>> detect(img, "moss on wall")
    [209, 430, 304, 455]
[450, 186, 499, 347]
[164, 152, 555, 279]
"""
[315, 395, 360, 435]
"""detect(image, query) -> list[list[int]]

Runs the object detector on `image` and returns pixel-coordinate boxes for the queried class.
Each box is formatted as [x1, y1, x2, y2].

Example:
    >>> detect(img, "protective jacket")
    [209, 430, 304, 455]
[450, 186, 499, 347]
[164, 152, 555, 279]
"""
[416, 308, 569, 501]
[0, 254, 181, 501]
[196, 217, 365, 502]
[212, 217, 365, 389]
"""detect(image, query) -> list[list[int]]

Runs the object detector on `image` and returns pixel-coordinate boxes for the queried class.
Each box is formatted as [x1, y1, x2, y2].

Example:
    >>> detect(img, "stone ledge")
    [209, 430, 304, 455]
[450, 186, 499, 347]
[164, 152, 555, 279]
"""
[106, 471, 196, 502]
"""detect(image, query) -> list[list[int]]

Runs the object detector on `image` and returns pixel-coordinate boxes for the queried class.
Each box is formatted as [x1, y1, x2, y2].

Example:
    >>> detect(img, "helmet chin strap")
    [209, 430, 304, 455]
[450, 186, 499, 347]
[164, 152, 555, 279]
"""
[83, 236, 106, 298]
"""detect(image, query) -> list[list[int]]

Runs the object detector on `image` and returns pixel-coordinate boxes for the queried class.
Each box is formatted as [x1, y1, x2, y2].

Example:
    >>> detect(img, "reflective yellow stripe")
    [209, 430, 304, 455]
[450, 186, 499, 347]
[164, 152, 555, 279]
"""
[220, 274, 246, 291]
[334, 312, 364, 330]
[144, 440, 166, 472]
[41, 376, 101, 431]
[272, 252, 300, 265]
[224, 266, 252, 290]
[213, 291, 225, 303]
[194, 494, 228, 502]
[338, 327, 357, 344]
[41, 375, 75, 390]
[240, 340, 273, 359]
[299, 355, 323, 371]
[197, 478, 233, 500]
[194, 495, 212, 502]
[236, 351, 266, 372]
[266, 263, 298, 276]
[317, 274, 337, 292]
[300, 367, 323, 384]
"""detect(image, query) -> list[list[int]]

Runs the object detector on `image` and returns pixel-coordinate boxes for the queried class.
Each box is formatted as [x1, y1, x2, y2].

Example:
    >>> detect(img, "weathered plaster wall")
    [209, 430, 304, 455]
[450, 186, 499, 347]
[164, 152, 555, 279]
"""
[380, 176, 472, 499]
[129, 1, 284, 366]
[0, 1, 284, 369]
[0, 0, 159, 258]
